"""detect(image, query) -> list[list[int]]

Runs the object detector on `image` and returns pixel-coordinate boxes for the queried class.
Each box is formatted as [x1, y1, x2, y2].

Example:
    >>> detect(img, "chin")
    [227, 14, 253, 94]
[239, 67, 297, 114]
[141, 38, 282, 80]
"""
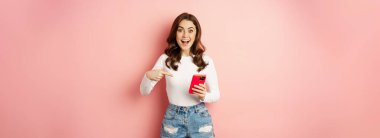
[180, 45, 192, 51]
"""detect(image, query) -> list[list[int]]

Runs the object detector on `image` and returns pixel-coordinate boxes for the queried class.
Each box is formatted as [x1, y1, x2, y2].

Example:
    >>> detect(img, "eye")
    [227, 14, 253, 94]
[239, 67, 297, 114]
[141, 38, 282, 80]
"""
[189, 29, 194, 33]
[177, 28, 183, 32]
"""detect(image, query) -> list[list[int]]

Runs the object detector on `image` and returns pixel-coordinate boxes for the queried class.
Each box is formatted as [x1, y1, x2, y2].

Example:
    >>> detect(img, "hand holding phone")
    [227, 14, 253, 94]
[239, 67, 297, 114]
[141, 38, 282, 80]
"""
[189, 74, 206, 94]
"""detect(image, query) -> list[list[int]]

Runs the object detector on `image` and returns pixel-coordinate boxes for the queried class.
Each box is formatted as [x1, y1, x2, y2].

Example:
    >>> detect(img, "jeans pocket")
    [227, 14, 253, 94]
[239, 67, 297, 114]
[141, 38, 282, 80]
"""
[164, 109, 176, 120]
[197, 107, 211, 117]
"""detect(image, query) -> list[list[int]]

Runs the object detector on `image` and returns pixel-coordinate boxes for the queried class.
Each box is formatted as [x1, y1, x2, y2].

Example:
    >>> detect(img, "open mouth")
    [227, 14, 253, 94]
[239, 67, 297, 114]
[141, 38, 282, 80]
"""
[180, 39, 191, 46]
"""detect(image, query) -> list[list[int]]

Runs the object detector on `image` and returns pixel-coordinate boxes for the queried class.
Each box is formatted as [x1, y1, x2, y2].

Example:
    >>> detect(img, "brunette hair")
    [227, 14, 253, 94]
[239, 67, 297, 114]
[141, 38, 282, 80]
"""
[164, 12, 208, 72]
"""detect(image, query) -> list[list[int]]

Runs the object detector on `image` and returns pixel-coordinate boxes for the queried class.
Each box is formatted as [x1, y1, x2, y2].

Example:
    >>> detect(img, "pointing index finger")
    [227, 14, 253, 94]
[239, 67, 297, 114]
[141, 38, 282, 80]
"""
[161, 70, 173, 77]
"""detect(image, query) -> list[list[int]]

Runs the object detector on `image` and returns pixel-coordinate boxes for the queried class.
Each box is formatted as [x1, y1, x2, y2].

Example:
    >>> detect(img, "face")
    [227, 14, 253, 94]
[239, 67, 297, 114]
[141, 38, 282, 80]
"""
[176, 20, 197, 54]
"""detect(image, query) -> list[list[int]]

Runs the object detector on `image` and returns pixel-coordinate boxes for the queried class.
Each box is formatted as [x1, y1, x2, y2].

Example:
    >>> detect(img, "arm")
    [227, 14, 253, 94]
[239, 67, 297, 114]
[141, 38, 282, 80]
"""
[203, 58, 221, 103]
[139, 54, 170, 96]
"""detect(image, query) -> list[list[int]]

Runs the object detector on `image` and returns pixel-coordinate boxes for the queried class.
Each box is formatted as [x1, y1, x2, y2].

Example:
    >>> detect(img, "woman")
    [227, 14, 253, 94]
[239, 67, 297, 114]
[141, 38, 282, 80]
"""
[140, 12, 220, 138]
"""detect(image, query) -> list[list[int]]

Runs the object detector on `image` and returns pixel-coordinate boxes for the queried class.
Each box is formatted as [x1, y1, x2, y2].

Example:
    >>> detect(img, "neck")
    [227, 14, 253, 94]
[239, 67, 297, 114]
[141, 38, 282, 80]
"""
[181, 50, 191, 57]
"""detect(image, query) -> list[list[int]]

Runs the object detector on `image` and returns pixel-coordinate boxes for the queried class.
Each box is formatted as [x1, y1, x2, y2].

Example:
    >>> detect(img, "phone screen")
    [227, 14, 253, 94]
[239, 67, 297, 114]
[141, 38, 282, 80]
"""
[189, 74, 206, 94]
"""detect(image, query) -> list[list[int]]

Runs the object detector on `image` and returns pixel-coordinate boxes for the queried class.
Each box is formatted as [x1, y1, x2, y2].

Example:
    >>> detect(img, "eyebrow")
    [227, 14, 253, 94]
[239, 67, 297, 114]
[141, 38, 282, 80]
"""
[178, 26, 195, 29]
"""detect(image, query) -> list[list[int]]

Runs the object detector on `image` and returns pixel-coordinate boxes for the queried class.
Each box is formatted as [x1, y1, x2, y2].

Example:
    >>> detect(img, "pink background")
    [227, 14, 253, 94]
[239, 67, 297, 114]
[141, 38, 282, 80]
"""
[1, 0, 380, 138]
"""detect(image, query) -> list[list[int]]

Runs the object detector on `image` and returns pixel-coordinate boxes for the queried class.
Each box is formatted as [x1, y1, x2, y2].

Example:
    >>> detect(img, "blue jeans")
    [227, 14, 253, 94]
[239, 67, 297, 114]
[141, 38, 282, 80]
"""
[160, 103, 215, 138]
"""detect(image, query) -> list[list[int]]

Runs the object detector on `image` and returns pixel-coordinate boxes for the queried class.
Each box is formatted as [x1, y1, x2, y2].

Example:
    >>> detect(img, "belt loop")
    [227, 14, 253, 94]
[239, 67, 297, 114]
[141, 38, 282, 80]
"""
[171, 104, 178, 113]
[194, 103, 200, 111]
[198, 103, 204, 110]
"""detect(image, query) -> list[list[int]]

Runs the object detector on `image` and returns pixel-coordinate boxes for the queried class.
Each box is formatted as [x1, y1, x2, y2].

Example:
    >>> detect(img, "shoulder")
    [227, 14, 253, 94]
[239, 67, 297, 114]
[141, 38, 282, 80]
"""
[202, 54, 214, 64]
[158, 54, 169, 60]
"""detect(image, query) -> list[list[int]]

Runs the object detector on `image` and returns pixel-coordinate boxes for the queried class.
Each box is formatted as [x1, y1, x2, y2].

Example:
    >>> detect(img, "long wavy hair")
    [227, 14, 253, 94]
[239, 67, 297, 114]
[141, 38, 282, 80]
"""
[164, 12, 208, 72]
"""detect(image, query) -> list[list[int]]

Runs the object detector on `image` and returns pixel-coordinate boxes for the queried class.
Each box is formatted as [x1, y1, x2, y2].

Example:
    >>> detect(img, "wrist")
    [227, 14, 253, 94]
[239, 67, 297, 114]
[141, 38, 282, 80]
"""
[145, 71, 152, 80]
[199, 96, 205, 102]
[200, 94, 206, 102]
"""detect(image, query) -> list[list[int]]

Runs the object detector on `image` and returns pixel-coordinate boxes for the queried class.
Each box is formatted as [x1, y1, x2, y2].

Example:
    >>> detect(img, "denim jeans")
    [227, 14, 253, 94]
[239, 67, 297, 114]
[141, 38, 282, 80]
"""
[160, 103, 215, 138]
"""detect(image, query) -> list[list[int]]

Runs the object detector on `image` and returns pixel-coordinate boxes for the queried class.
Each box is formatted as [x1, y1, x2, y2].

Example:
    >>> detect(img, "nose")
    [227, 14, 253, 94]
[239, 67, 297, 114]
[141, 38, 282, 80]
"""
[183, 31, 189, 37]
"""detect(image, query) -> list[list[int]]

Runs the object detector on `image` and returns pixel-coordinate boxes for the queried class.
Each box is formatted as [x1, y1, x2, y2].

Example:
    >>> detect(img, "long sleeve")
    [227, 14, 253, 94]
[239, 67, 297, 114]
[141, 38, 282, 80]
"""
[202, 57, 221, 103]
[139, 54, 167, 96]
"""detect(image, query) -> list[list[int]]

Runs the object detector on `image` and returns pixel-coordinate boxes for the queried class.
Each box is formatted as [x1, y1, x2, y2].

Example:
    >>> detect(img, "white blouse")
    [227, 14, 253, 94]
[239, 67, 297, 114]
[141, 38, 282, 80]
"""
[140, 54, 220, 106]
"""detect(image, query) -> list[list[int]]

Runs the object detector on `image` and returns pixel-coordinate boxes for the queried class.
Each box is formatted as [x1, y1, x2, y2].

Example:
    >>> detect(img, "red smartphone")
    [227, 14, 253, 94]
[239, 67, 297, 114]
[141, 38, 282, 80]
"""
[189, 74, 206, 94]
